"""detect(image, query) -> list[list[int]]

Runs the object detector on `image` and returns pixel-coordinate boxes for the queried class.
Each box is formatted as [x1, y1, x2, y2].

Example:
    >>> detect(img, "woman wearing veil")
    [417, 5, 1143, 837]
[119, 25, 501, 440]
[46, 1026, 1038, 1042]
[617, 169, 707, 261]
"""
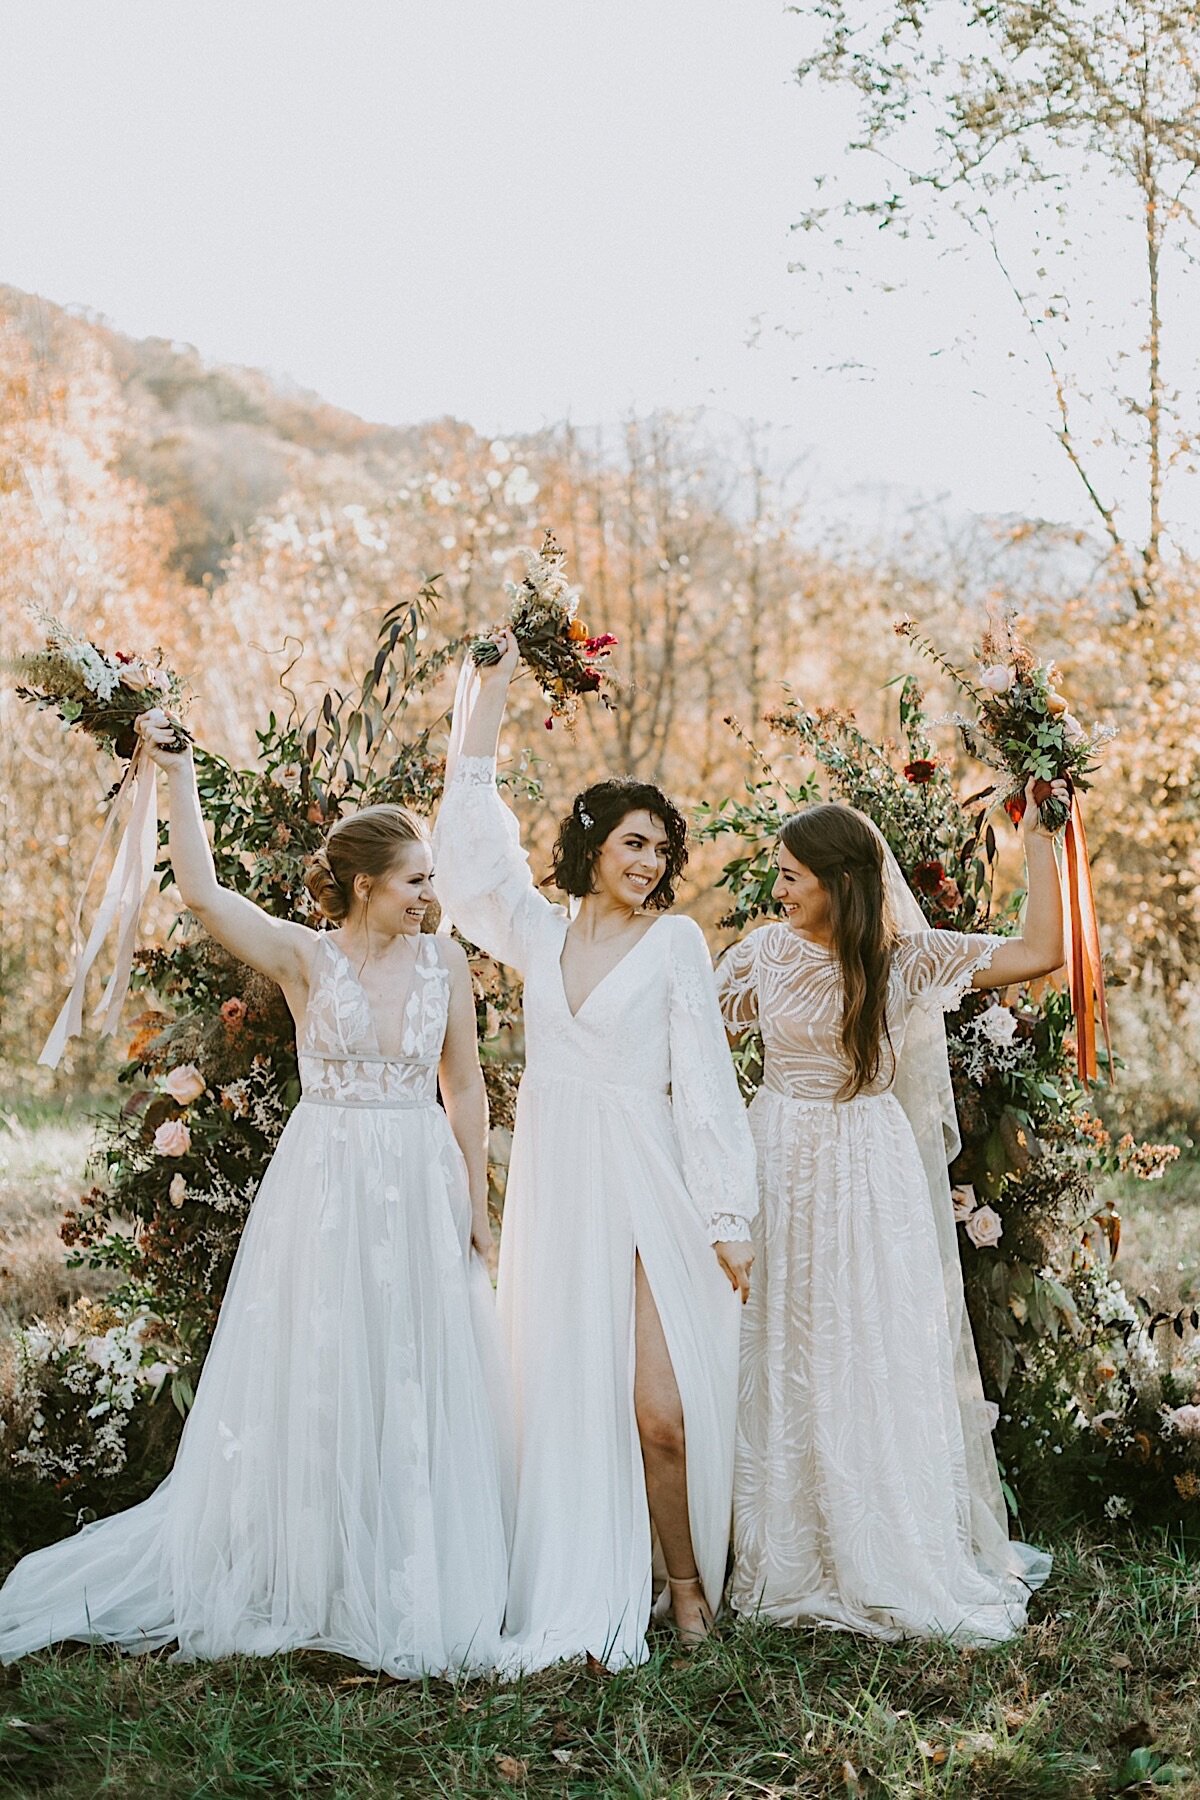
[716, 783, 1061, 1643]
[432, 632, 758, 1669]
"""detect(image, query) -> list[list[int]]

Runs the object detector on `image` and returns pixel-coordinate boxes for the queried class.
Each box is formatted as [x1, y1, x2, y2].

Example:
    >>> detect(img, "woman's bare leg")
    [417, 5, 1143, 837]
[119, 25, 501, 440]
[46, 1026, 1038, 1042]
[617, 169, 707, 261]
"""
[633, 1256, 711, 1643]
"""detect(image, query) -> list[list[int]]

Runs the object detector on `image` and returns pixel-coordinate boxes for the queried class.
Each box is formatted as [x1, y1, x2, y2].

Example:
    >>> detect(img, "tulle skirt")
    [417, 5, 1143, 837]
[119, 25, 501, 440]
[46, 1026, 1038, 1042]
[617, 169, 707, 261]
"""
[0, 1097, 513, 1677]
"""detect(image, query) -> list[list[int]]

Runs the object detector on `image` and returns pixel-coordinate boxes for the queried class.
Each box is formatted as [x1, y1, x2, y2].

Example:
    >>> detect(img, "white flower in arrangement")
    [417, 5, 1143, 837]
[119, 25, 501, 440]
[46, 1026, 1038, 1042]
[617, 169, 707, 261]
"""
[65, 639, 121, 701]
[980, 664, 1016, 695]
[153, 1119, 191, 1157]
[977, 1003, 1018, 1048]
[169, 1173, 187, 1208]
[162, 1063, 206, 1104]
[270, 762, 303, 792]
[965, 1204, 1004, 1249]
[1060, 711, 1086, 745]
[1103, 1494, 1132, 1520]
[951, 1183, 977, 1222]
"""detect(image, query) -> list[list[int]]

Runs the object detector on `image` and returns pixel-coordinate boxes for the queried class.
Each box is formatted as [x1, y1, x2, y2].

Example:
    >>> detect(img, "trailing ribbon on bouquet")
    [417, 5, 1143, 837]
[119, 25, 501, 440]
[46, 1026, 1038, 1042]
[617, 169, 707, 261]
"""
[39, 743, 159, 1068]
[1057, 788, 1113, 1087]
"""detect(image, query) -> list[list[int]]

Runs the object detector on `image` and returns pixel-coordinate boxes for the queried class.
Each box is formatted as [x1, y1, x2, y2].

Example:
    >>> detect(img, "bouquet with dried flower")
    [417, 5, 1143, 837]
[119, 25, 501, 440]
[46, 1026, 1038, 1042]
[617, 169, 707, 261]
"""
[12, 612, 190, 757]
[894, 610, 1109, 835]
[471, 530, 617, 727]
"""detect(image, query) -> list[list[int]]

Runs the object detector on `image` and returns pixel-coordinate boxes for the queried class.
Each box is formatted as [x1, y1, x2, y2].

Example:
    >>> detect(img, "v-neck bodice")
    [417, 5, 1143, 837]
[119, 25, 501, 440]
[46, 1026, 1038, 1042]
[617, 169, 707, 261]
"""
[298, 933, 450, 1108]
[556, 916, 668, 1023]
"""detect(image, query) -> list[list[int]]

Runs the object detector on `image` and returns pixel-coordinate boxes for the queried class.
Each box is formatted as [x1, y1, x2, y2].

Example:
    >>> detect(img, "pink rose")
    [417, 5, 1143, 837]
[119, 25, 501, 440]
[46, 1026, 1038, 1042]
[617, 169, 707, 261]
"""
[965, 1204, 1003, 1249]
[951, 1184, 977, 1223]
[1164, 1404, 1200, 1440]
[162, 1063, 205, 1104]
[153, 1119, 191, 1157]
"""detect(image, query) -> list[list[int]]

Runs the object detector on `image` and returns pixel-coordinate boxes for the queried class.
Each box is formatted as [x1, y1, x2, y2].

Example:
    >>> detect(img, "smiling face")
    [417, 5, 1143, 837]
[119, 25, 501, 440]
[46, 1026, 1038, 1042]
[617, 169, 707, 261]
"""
[351, 838, 435, 937]
[591, 809, 671, 911]
[772, 839, 833, 940]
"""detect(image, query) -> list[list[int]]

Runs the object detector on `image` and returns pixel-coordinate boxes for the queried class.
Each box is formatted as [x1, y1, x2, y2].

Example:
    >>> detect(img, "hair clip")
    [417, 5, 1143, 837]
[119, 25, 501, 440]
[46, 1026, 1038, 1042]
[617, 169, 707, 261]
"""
[575, 799, 594, 831]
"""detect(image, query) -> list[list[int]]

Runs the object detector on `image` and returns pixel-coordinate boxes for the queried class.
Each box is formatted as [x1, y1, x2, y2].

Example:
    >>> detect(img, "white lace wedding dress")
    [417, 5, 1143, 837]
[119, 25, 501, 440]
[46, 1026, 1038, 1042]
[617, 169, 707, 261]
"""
[0, 934, 512, 1676]
[433, 757, 758, 1671]
[717, 922, 1051, 1644]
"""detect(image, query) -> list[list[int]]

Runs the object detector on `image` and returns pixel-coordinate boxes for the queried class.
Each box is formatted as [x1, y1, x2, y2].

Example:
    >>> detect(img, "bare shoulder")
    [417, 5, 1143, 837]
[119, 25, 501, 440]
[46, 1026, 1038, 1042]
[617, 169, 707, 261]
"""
[436, 934, 472, 978]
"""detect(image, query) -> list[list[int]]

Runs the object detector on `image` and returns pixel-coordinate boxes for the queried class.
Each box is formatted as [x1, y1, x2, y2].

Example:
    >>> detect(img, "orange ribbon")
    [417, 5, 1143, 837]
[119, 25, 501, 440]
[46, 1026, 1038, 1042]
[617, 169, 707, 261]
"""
[1060, 794, 1113, 1086]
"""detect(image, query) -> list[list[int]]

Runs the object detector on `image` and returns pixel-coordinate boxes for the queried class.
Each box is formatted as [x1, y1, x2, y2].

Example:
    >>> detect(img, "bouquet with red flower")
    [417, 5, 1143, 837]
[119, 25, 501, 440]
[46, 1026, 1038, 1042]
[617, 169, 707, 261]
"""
[895, 610, 1108, 834]
[471, 530, 616, 727]
[896, 609, 1114, 1083]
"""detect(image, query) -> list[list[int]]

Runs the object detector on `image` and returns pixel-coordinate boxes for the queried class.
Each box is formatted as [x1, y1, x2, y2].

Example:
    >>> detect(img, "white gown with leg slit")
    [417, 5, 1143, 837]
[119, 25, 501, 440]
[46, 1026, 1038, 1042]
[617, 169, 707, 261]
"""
[433, 756, 758, 1670]
[0, 933, 512, 1677]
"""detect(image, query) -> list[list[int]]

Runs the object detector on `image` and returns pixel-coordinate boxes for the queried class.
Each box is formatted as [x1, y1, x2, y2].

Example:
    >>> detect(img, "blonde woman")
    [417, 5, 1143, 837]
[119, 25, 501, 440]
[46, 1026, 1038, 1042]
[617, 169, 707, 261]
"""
[0, 710, 511, 1677]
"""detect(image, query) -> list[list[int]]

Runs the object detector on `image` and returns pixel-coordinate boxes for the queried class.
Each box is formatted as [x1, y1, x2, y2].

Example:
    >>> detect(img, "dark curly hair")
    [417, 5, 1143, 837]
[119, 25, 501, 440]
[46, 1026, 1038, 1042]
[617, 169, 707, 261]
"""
[548, 778, 688, 911]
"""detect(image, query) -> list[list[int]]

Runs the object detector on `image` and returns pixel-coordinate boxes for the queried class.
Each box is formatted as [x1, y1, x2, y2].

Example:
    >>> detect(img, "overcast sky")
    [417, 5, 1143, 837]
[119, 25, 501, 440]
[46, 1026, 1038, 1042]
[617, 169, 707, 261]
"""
[0, 1, 1138, 535]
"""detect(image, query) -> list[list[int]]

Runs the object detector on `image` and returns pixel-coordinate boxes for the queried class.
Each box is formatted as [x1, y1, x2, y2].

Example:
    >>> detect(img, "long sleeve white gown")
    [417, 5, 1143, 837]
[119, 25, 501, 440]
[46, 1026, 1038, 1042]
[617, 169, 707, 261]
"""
[433, 756, 758, 1670]
[0, 934, 512, 1676]
[717, 922, 1051, 1645]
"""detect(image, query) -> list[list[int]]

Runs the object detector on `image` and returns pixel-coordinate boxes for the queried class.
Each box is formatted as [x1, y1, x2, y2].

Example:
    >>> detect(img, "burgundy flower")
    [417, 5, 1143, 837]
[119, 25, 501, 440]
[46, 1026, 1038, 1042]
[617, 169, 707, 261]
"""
[904, 759, 938, 785]
[911, 860, 946, 895]
[585, 634, 618, 655]
[934, 877, 962, 911]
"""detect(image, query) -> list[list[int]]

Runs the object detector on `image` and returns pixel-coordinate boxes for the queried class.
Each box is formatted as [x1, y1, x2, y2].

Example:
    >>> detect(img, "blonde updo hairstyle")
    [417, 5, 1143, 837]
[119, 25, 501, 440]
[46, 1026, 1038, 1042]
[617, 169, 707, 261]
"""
[304, 804, 428, 924]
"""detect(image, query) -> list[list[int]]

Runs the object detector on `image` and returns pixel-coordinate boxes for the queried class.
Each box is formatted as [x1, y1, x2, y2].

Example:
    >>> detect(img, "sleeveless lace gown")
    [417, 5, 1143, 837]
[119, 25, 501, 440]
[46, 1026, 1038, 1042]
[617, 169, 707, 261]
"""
[0, 934, 512, 1676]
[433, 757, 759, 1670]
[717, 922, 1051, 1644]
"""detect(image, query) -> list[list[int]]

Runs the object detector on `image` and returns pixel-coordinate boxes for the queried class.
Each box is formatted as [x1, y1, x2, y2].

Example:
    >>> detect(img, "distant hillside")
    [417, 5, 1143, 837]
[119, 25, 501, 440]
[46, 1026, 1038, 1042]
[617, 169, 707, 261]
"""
[0, 285, 428, 584]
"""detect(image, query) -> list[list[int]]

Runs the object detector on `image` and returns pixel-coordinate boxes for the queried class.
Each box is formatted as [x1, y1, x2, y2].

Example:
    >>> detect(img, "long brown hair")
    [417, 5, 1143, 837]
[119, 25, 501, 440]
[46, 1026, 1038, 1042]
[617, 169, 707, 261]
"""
[779, 804, 898, 1100]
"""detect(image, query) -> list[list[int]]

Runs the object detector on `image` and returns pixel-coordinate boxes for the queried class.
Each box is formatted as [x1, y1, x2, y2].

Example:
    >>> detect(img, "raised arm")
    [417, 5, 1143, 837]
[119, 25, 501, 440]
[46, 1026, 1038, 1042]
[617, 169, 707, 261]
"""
[136, 710, 312, 990]
[438, 939, 491, 1256]
[970, 778, 1066, 990]
[431, 631, 562, 975]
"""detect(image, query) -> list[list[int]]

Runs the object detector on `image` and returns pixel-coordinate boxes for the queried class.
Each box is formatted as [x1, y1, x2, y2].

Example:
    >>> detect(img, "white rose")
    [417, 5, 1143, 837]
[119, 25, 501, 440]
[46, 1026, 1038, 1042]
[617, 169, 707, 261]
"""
[978, 1004, 1018, 1048]
[965, 1205, 1004, 1249]
[1060, 711, 1085, 744]
[980, 664, 1015, 695]
[162, 1063, 205, 1105]
[951, 1183, 977, 1222]
[270, 762, 303, 792]
[169, 1173, 187, 1208]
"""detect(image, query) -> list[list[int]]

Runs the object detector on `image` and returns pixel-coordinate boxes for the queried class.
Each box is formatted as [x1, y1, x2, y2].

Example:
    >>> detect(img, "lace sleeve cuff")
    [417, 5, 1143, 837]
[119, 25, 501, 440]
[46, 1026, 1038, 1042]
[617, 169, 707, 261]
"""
[708, 1211, 753, 1245]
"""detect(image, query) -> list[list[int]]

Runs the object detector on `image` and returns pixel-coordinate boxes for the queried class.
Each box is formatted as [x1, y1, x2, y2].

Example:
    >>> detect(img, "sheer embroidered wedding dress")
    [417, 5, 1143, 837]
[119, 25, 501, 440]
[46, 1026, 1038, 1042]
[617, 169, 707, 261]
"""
[433, 756, 758, 1670]
[718, 922, 1051, 1645]
[0, 934, 512, 1675]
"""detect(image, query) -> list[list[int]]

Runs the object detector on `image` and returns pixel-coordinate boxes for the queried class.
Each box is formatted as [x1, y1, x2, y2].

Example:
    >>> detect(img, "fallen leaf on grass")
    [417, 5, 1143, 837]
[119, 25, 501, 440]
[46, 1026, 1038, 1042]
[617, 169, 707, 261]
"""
[551, 1748, 572, 1765]
[1002, 1705, 1029, 1730]
[1, 1718, 64, 1746]
[916, 1739, 949, 1765]
[1110, 1652, 1134, 1670]
[584, 1652, 611, 1680]
[495, 1754, 528, 1782]
[840, 1760, 887, 1796]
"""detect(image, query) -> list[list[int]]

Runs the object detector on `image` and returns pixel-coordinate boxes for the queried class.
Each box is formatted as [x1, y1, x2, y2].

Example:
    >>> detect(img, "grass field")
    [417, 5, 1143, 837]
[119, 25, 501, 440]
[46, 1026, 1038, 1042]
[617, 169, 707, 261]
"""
[1, 1100, 1198, 1798]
